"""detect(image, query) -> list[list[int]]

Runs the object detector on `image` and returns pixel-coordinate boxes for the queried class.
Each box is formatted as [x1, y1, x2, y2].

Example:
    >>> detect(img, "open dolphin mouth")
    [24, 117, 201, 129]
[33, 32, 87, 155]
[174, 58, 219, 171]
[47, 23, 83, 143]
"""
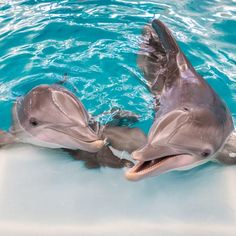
[125, 153, 200, 181]
[131, 155, 174, 173]
[125, 155, 176, 180]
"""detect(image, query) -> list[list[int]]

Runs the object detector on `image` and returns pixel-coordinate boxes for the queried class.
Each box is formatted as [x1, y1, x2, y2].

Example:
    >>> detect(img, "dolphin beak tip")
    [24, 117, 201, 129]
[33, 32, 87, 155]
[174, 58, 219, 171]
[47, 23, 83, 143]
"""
[125, 171, 140, 181]
[95, 139, 105, 149]
[92, 141, 104, 151]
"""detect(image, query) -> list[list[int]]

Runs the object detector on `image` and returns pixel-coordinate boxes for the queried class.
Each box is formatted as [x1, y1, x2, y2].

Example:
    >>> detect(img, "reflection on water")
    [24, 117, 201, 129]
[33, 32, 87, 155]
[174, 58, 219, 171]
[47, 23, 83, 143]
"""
[0, 0, 236, 235]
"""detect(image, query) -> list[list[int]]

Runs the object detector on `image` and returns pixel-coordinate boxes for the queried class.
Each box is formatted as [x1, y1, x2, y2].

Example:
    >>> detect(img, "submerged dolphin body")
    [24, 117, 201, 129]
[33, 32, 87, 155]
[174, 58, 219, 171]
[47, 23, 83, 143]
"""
[9, 85, 146, 160]
[126, 19, 236, 181]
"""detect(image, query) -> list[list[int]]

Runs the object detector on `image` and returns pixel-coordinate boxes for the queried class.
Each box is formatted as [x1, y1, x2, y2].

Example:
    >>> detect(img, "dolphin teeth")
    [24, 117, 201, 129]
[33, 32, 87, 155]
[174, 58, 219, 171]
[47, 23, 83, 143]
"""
[130, 155, 175, 174]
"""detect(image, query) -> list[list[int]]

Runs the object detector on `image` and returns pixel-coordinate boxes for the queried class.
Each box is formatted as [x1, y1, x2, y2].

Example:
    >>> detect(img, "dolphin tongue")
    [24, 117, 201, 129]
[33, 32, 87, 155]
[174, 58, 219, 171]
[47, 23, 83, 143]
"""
[134, 155, 173, 173]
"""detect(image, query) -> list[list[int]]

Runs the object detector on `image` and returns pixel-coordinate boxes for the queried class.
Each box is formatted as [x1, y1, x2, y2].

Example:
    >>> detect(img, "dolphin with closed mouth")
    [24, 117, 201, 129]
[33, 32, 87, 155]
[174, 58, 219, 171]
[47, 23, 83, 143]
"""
[126, 19, 236, 181]
[10, 85, 105, 152]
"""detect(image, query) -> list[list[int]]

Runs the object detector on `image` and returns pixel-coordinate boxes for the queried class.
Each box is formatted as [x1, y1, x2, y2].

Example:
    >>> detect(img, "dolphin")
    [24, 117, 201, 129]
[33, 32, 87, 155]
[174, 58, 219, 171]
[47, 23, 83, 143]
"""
[126, 19, 235, 181]
[10, 85, 105, 152]
[6, 84, 146, 162]
[0, 130, 15, 147]
[66, 121, 147, 169]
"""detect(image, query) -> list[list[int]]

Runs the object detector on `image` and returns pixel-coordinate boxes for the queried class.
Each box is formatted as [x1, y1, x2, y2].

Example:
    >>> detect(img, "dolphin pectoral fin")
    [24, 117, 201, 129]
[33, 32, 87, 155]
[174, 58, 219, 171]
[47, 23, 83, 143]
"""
[137, 22, 166, 92]
[0, 130, 16, 147]
[138, 19, 195, 94]
[151, 19, 179, 54]
[215, 131, 236, 165]
[126, 153, 204, 181]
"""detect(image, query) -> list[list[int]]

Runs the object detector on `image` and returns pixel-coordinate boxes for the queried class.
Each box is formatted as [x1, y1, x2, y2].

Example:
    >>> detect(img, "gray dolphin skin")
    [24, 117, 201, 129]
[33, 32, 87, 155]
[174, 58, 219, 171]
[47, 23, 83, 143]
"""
[10, 84, 147, 160]
[67, 146, 134, 169]
[0, 130, 15, 147]
[126, 19, 236, 181]
[11, 85, 105, 152]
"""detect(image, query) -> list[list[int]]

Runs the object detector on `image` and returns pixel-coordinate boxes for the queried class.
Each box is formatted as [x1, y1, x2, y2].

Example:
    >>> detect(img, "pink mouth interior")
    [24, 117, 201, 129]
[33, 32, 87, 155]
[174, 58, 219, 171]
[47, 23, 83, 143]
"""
[132, 155, 175, 174]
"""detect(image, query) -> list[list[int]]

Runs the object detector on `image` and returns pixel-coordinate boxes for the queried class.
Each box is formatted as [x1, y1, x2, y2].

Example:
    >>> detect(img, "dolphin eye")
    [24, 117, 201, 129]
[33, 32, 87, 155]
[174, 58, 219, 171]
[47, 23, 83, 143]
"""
[29, 117, 38, 127]
[201, 149, 211, 157]
[183, 107, 189, 112]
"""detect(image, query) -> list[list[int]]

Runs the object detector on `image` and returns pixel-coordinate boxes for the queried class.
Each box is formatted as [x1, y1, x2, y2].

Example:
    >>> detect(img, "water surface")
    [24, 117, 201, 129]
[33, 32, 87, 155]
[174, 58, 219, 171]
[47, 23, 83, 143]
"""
[0, 0, 236, 235]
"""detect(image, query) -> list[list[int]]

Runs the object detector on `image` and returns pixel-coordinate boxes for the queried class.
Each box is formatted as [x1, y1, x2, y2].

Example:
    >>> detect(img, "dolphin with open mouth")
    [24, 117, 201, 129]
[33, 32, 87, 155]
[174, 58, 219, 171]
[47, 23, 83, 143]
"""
[3, 84, 146, 166]
[126, 19, 236, 181]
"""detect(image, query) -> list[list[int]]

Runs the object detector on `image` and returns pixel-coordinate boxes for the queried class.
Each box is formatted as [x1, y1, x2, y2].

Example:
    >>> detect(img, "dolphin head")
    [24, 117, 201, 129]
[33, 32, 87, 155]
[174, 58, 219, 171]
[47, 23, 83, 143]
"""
[11, 85, 104, 152]
[126, 106, 233, 181]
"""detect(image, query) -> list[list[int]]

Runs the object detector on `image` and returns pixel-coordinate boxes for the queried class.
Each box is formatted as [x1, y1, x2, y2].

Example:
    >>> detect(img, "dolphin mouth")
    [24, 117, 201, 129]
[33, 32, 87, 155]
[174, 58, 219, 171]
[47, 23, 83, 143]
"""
[125, 153, 194, 181]
[125, 155, 175, 180]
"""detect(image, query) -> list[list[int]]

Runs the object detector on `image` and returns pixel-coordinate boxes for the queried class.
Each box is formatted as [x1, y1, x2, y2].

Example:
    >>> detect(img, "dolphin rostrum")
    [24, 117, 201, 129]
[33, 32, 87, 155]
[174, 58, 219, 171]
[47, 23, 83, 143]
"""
[126, 19, 235, 181]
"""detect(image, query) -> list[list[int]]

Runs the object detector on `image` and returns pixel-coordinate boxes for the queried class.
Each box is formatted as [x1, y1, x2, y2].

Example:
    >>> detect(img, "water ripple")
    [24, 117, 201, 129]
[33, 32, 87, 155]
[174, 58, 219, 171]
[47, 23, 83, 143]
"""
[0, 0, 235, 131]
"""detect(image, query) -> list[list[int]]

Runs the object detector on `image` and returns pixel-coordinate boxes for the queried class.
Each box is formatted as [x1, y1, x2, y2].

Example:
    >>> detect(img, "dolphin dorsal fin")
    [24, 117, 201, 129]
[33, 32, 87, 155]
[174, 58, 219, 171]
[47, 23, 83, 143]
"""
[138, 19, 195, 94]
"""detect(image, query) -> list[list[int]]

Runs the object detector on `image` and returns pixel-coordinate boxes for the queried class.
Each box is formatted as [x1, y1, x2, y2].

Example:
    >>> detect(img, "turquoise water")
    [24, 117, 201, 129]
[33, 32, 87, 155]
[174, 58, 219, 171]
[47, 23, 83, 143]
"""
[1, 0, 235, 132]
[0, 0, 236, 235]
